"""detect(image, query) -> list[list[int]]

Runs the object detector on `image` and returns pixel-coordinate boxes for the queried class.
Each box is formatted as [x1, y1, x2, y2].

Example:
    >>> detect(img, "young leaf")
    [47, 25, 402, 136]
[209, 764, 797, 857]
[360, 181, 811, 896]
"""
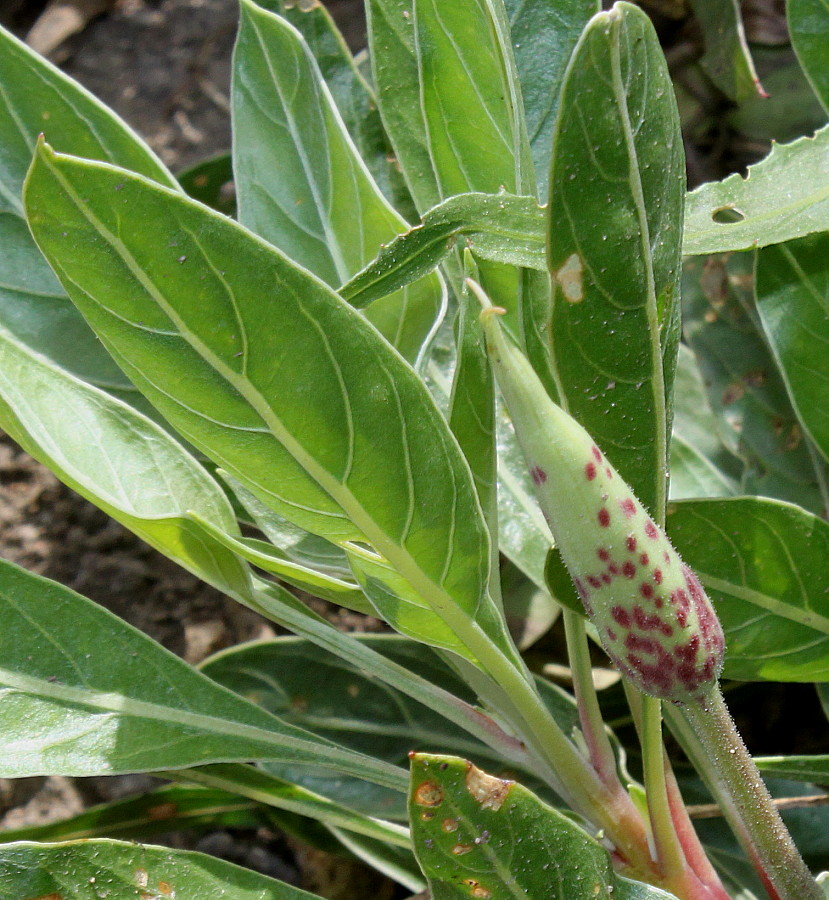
[753, 756, 829, 784]
[788, 0, 829, 115]
[682, 254, 829, 515]
[24, 145, 510, 666]
[667, 497, 829, 683]
[232, 0, 444, 363]
[756, 234, 829, 464]
[0, 840, 319, 900]
[683, 125, 829, 255]
[504, 0, 599, 201]
[0, 25, 175, 400]
[533, 1, 685, 514]
[408, 753, 676, 900]
[341, 192, 546, 308]
[0, 558, 407, 788]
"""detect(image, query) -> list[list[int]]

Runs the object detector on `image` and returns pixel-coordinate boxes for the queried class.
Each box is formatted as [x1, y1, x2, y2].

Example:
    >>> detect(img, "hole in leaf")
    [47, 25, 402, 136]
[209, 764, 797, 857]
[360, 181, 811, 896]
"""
[711, 205, 746, 224]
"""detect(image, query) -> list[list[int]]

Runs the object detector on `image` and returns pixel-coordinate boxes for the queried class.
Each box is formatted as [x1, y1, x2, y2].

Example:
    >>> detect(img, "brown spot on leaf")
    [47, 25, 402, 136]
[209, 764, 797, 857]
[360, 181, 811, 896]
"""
[784, 423, 803, 451]
[463, 880, 492, 899]
[414, 781, 443, 807]
[441, 818, 459, 832]
[465, 763, 511, 810]
[158, 883, 175, 897]
[554, 252, 584, 302]
[452, 843, 473, 855]
[721, 382, 745, 406]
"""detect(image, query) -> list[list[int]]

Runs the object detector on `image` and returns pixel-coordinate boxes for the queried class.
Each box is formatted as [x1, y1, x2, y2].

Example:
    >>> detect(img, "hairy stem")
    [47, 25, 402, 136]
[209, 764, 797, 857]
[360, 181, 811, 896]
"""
[679, 687, 822, 900]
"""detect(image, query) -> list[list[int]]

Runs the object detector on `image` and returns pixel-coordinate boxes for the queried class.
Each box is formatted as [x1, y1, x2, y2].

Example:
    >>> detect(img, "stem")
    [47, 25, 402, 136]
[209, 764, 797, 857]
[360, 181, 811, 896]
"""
[563, 609, 618, 786]
[679, 687, 822, 900]
[642, 696, 686, 879]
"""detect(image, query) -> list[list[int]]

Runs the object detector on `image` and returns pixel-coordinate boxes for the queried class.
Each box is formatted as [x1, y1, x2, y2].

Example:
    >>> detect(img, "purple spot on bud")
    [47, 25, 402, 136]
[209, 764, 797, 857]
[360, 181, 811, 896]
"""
[645, 519, 658, 540]
[605, 467, 613, 479]
[639, 553, 649, 566]
[588, 575, 602, 589]
[640, 583, 654, 599]
[601, 573, 612, 584]
[597, 548, 610, 561]
[653, 569, 663, 584]
[530, 465, 547, 485]
[598, 508, 611, 527]
[611, 606, 631, 628]
[622, 561, 636, 578]
[608, 562, 620, 575]
[654, 597, 664, 609]
[607, 628, 617, 642]
[663, 551, 671, 566]
[591, 445, 602, 463]
[620, 498, 636, 518]
[626, 535, 637, 552]
[585, 462, 597, 481]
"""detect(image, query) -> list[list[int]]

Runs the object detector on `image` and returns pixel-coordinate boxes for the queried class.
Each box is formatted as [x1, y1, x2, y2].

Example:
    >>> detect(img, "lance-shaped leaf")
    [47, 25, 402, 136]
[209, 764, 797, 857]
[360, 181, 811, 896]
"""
[683, 125, 829, 256]
[788, 0, 829, 115]
[531, 1, 685, 514]
[232, 0, 444, 365]
[756, 234, 829, 465]
[752, 755, 829, 784]
[0, 322, 252, 598]
[682, 253, 829, 515]
[504, 0, 599, 201]
[366, 0, 441, 213]
[0, 840, 319, 900]
[0, 783, 267, 843]
[0, 25, 175, 399]
[24, 144, 513, 667]
[200, 635, 513, 820]
[667, 497, 829, 683]
[341, 192, 546, 309]
[260, 0, 414, 214]
[413, 0, 533, 199]
[0, 558, 407, 788]
[167, 763, 412, 848]
[409, 754, 676, 900]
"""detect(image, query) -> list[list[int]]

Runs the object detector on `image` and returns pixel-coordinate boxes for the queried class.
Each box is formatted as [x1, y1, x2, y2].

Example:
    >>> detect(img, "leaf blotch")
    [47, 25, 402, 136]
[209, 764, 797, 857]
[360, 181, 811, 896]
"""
[554, 253, 584, 302]
[465, 763, 511, 810]
[414, 780, 444, 807]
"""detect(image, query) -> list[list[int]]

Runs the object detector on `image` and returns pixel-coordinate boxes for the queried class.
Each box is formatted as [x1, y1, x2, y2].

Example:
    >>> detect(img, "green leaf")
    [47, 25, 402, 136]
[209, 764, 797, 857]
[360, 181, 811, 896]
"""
[231, 0, 444, 364]
[186, 511, 372, 613]
[503, 0, 599, 201]
[257, 0, 415, 215]
[0, 840, 318, 900]
[408, 753, 676, 900]
[788, 0, 829, 115]
[531, 1, 685, 514]
[24, 145, 509, 666]
[0, 783, 266, 843]
[200, 635, 508, 819]
[341, 192, 545, 308]
[413, 0, 533, 199]
[682, 253, 829, 514]
[753, 755, 829, 783]
[166, 763, 412, 848]
[366, 0, 441, 213]
[688, 0, 763, 102]
[666, 497, 829, 682]
[178, 153, 235, 215]
[683, 125, 829, 255]
[0, 321, 253, 598]
[670, 344, 742, 500]
[0, 25, 175, 400]
[756, 234, 829, 464]
[0, 557, 407, 787]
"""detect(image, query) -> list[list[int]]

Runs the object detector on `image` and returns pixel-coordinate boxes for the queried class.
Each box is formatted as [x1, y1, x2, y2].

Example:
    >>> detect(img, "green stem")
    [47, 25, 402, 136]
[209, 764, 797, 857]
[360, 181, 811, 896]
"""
[563, 610, 618, 786]
[641, 696, 688, 883]
[679, 687, 822, 900]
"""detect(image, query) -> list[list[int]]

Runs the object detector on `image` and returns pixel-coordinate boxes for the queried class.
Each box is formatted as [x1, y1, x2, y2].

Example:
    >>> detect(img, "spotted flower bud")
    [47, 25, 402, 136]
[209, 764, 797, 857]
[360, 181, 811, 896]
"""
[477, 298, 724, 702]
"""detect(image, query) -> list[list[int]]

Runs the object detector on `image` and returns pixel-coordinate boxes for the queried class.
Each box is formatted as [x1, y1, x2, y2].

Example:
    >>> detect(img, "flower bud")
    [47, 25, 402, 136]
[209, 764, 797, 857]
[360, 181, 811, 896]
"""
[476, 296, 724, 702]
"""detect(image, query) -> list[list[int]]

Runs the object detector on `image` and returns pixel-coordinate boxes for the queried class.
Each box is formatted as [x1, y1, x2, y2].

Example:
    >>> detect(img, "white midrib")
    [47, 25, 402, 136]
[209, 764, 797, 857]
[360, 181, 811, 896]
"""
[0, 666, 403, 784]
[40, 151, 495, 668]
